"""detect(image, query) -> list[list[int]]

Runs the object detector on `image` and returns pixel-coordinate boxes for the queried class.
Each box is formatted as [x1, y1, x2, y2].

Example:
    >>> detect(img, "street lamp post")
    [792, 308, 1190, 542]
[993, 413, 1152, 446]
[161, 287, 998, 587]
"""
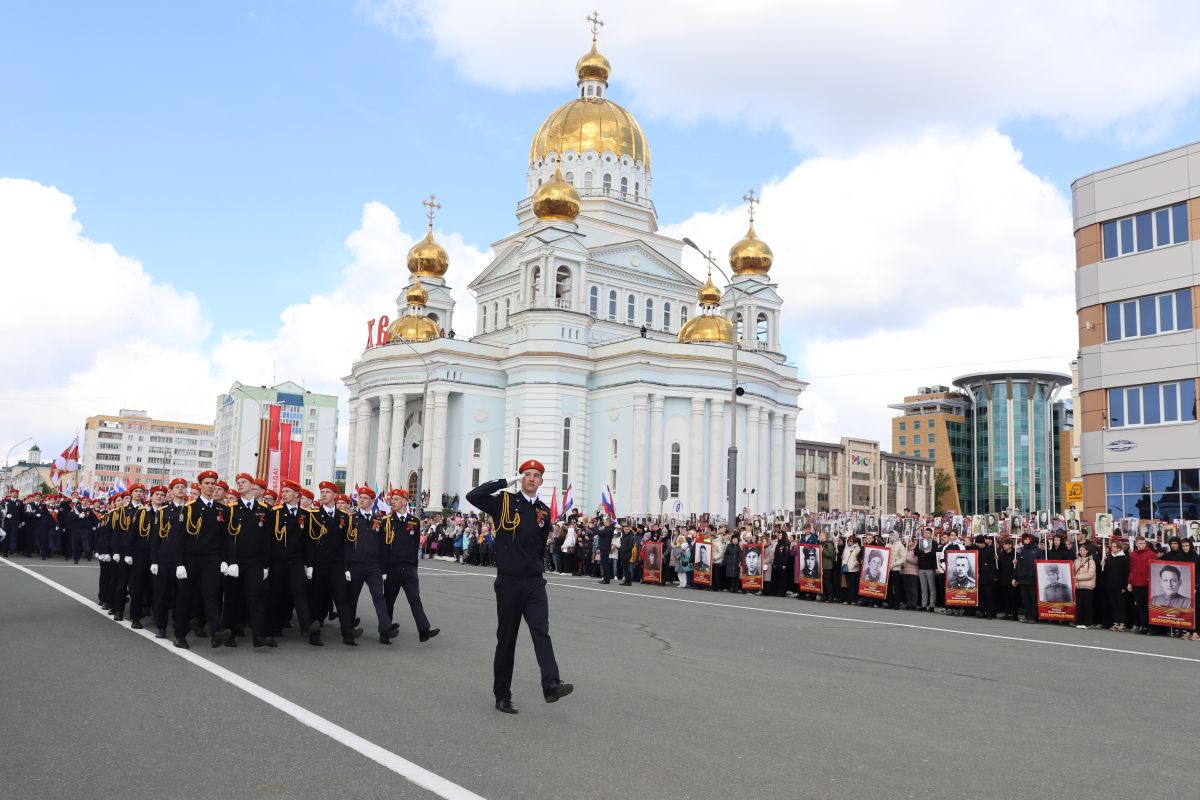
[3, 437, 32, 489]
[682, 237, 778, 531]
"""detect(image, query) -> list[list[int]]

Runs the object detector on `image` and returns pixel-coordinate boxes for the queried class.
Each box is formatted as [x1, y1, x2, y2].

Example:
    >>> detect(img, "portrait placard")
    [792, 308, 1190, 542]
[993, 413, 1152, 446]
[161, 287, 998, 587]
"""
[641, 540, 662, 585]
[794, 543, 822, 594]
[858, 544, 890, 599]
[1036, 560, 1076, 621]
[693, 541, 712, 587]
[944, 549, 979, 607]
[1148, 561, 1196, 629]
[1094, 513, 1114, 539]
[741, 544, 764, 590]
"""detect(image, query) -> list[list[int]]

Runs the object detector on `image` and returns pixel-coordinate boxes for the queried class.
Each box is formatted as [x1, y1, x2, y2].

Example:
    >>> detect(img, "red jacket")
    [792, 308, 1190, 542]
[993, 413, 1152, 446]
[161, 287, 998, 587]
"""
[1128, 546, 1155, 588]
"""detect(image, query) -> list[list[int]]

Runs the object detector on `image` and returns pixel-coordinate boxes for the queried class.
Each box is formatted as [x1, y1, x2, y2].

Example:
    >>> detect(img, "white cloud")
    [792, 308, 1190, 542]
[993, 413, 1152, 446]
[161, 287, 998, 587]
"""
[365, 0, 1200, 150]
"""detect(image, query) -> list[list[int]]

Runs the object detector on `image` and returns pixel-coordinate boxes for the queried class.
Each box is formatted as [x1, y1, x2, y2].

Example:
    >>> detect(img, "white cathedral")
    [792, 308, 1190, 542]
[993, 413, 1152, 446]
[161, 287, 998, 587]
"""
[344, 27, 806, 519]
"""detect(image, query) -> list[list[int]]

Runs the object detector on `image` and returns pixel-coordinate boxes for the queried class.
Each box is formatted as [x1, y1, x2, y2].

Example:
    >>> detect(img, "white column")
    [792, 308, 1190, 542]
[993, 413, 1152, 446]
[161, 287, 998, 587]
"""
[689, 397, 705, 516]
[758, 410, 770, 515]
[783, 413, 797, 517]
[631, 393, 648, 515]
[352, 399, 371, 489]
[420, 390, 434, 489]
[708, 400, 724, 518]
[770, 411, 784, 514]
[374, 394, 393, 491]
[648, 394, 664, 512]
[745, 405, 760, 516]
[347, 399, 359, 488]
[428, 390, 449, 508]
[387, 393, 407, 488]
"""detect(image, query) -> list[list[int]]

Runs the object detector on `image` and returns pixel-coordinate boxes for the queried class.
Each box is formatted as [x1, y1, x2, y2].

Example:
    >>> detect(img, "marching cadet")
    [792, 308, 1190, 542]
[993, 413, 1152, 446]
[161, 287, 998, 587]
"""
[0, 487, 20, 557]
[26, 493, 53, 560]
[306, 481, 361, 646]
[125, 486, 162, 628]
[346, 487, 397, 644]
[94, 493, 121, 608]
[335, 493, 352, 513]
[383, 488, 439, 643]
[214, 480, 230, 505]
[150, 478, 188, 639]
[110, 484, 146, 622]
[64, 495, 97, 562]
[266, 479, 320, 644]
[298, 487, 314, 510]
[175, 470, 230, 649]
[467, 461, 573, 714]
[219, 473, 273, 648]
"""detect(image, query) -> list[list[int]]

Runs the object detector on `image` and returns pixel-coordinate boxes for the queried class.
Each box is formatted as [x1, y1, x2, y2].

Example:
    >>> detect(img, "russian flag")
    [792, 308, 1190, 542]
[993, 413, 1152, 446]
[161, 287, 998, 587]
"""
[561, 484, 574, 517]
[373, 484, 389, 514]
[600, 483, 616, 519]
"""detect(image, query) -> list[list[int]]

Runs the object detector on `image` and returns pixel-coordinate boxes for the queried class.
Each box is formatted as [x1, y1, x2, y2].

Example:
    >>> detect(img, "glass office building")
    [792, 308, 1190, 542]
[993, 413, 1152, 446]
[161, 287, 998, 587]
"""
[953, 371, 1071, 514]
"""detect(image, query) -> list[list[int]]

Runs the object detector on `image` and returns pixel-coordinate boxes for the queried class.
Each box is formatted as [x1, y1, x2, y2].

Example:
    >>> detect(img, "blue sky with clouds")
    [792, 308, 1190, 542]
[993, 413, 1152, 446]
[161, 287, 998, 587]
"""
[5, 1, 1200, 455]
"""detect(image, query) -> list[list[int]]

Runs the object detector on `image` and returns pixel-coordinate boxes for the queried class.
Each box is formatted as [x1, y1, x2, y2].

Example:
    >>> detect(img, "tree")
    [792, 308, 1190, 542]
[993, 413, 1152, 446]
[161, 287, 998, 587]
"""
[933, 468, 953, 516]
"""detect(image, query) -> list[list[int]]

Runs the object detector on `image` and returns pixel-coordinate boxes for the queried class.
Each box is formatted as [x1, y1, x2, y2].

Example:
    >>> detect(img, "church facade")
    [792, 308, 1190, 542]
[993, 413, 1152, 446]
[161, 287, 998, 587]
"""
[344, 30, 806, 520]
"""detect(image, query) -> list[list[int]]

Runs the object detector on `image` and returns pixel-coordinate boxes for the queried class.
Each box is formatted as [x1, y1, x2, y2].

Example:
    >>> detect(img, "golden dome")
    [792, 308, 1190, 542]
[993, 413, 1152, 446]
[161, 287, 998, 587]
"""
[530, 98, 650, 167]
[407, 229, 449, 278]
[698, 271, 722, 306]
[405, 277, 429, 307]
[576, 42, 611, 84]
[677, 314, 734, 344]
[729, 223, 774, 275]
[532, 166, 581, 221]
[388, 314, 441, 343]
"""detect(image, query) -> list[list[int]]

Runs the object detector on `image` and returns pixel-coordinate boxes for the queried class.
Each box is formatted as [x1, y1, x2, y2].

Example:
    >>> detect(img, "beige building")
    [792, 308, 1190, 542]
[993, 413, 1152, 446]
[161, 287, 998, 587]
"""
[1072, 143, 1200, 523]
[888, 386, 971, 513]
[794, 437, 934, 516]
[80, 409, 215, 494]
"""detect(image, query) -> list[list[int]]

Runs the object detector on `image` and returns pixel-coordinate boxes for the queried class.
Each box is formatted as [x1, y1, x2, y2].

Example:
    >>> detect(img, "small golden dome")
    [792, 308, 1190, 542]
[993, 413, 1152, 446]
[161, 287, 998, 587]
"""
[576, 42, 611, 84]
[532, 166, 581, 221]
[698, 271, 722, 306]
[677, 314, 734, 344]
[405, 277, 429, 307]
[729, 223, 774, 275]
[407, 229, 449, 278]
[388, 314, 441, 343]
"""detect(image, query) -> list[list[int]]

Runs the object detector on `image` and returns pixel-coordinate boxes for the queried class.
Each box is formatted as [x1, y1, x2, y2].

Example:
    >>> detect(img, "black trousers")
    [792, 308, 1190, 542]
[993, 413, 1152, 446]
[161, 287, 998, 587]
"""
[1108, 588, 1128, 626]
[493, 575, 559, 701]
[599, 553, 614, 582]
[99, 560, 116, 606]
[70, 529, 90, 561]
[1132, 586, 1150, 629]
[152, 563, 176, 632]
[822, 568, 836, 600]
[268, 559, 313, 634]
[222, 563, 266, 638]
[176, 559, 222, 639]
[348, 564, 392, 634]
[384, 563, 432, 634]
[978, 580, 995, 618]
[1076, 588, 1094, 626]
[309, 564, 355, 637]
[128, 558, 152, 621]
[1019, 583, 1037, 620]
[112, 559, 132, 615]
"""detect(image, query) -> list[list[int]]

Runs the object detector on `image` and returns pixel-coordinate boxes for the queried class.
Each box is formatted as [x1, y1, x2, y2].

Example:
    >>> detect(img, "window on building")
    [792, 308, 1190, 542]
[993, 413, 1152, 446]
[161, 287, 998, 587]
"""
[928, 449, 936, 459]
[473, 437, 482, 457]
[898, 422, 906, 431]
[1109, 380, 1197, 427]
[1105, 468, 1200, 520]
[608, 290, 617, 321]
[513, 418, 521, 470]
[928, 433, 935, 443]
[471, 467, 480, 487]
[817, 478, 830, 510]
[680, 305, 688, 325]
[481, 304, 488, 331]
[602, 173, 612, 191]
[589, 286, 599, 317]
[663, 302, 671, 331]
[610, 438, 618, 459]
[561, 418, 572, 489]
[620, 176, 628, 195]
[756, 312, 768, 343]
[1102, 202, 1189, 259]
[913, 434, 921, 444]
[899, 436, 907, 446]
[1105, 288, 1193, 342]
[530, 265, 541, 301]
[564, 171, 573, 184]
[555, 266, 571, 302]
[912, 420, 920, 429]
[626, 294, 636, 324]
[309, 408, 317, 417]
[734, 313, 744, 339]
[645, 298, 654, 326]
[583, 172, 593, 189]
[669, 442, 681, 497]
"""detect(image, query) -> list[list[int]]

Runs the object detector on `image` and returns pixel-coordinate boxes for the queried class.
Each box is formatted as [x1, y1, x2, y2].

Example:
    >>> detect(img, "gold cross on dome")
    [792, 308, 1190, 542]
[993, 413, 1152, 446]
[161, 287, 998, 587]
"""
[587, 11, 604, 42]
[742, 188, 759, 224]
[422, 194, 442, 229]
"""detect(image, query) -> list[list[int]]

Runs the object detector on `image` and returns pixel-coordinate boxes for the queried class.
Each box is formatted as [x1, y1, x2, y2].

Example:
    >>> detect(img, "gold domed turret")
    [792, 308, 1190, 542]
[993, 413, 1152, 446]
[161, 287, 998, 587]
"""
[532, 166, 581, 221]
[388, 277, 441, 343]
[405, 277, 429, 307]
[576, 42, 611, 85]
[729, 188, 773, 275]
[679, 263, 734, 344]
[697, 268, 722, 307]
[407, 194, 449, 278]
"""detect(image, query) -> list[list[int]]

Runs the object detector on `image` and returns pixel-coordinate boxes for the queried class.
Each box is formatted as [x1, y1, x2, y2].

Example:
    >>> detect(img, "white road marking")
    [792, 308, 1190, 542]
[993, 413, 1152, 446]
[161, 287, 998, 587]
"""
[2, 557, 488, 800]
[418, 565, 1200, 665]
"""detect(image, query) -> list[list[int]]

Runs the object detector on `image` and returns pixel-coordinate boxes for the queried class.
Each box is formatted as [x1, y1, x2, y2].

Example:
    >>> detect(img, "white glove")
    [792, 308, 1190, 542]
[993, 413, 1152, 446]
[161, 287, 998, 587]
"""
[507, 473, 523, 485]
[227, 564, 239, 578]
[124, 556, 133, 565]
[305, 566, 313, 579]
[345, 571, 352, 582]
[383, 574, 388, 581]
[0, 530, 5, 542]
[262, 568, 269, 580]
[150, 563, 158, 576]
[111, 553, 119, 561]
[219, 561, 228, 575]
[176, 565, 187, 580]
[98, 554, 109, 563]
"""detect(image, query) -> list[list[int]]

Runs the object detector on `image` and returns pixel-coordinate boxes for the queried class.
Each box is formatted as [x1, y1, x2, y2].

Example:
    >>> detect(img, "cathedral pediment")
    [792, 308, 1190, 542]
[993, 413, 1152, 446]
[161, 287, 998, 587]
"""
[588, 241, 700, 289]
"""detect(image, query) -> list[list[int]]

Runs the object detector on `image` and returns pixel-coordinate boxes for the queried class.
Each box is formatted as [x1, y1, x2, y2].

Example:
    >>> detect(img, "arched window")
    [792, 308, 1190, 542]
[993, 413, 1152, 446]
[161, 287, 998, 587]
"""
[427, 311, 439, 326]
[530, 265, 541, 301]
[634, 182, 639, 200]
[555, 266, 571, 303]
[610, 438, 618, 458]
[513, 418, 521, 471]
[472, 438, 482, 457]
[680, 305, 689, 325]
[626, 294, 636, 324]
[588, 286, 599, 317]
[565, 171, 573, 183]
[663, 301, 671, 331]
[602, 173, 612, 192]
[669, 443, 681, 497]
[756, 312, 769, 343]
[734, 312, 744, 339]
[586, 85, 593, 96]
[644, 297, 654, 326]
[608, 290, 617, 320]
[481, 304, 488, 331]
[493, 302, 499, 329]
[620, 176, 628, 195]
[583, 172, 593, 189]
[505, 297, 511, 322]
[407, 471, 418, 497]
[561, 418, 572, 489]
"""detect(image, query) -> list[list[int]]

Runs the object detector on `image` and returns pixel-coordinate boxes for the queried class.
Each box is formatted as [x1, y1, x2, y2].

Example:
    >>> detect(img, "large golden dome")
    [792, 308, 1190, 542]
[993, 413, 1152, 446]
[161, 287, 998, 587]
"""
[729, 223, 774, 275]
[388, 314, 441, 343]
[530, 99, 650, 167]
[407, 229, 449, 278]
[532, 167, 581, 221]
[677, 314, 734, 344]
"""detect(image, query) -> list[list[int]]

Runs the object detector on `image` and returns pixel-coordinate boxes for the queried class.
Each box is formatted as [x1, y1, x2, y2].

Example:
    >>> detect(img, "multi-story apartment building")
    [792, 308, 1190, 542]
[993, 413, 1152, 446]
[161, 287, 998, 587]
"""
[80, 410, 214, 493]
[1073, 144, 1200, 523]
[888, 386, 972, 513]
[794, 437, 934, 516]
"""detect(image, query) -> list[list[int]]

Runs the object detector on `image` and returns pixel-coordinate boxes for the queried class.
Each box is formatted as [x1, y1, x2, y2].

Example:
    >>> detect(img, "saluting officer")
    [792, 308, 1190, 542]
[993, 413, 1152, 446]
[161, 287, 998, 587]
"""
[219, 473, 273, 647]
[266, 479, 320, 644]
[175, 470, 231, 649]
[307, 481, 362, 646]
[383, 488, 439, 643]
[467, 460, 573, 714]
[346, 487, 397, 644]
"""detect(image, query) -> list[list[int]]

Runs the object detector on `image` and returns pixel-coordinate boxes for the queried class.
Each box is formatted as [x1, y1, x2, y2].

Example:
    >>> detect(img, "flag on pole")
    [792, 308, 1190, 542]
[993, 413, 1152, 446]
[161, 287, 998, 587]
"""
[600, 483, 616, 519]
[548, 486, 558, 523]
[561, 484, 574, 517]
[373, 484, 389, 515]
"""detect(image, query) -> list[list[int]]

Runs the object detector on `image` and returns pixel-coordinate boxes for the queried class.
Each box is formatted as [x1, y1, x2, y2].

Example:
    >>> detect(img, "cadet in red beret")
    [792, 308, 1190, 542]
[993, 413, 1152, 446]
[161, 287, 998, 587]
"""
[265, 478, 320, 644]
[382, 488, 439, 644]
[467, 458, 572, 713]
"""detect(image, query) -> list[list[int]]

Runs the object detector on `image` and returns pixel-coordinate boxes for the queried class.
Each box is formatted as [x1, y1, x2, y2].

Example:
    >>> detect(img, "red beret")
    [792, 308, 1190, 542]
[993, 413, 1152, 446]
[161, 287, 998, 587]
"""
[357, 485, 376, 499]
[128, 483, 146, 494]
[235, 472, 255, 485]
[190, 483, 200, 491]
[318, 481, 338, 493]
[197, 470, 218, 483]
[149, 485, 167, 495]
[8, 487, 18, 494]
[388, 488, 409, 500]
[215, 480, 230, 491]
[168, 477, 187, 489]
[252, 478, 268, 491]
[281, 479, 302, 494]
[518, 459, 545, 475]
[299, 487, 314, 500]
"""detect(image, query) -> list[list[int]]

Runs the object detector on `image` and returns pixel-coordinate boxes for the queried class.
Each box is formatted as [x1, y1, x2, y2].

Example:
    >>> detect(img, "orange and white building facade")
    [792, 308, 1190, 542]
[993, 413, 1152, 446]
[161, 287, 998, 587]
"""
[1073, 144, 1200, 524]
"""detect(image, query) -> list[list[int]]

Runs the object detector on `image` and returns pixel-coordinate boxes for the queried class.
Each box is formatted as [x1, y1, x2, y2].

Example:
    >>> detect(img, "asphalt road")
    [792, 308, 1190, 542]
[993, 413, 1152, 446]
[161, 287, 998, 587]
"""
[2, 555, 1197, 800]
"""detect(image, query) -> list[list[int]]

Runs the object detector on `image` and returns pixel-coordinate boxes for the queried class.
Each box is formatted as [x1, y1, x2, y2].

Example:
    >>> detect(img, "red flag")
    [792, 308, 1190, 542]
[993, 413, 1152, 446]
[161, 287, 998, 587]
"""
[548, 486, 558, 523]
